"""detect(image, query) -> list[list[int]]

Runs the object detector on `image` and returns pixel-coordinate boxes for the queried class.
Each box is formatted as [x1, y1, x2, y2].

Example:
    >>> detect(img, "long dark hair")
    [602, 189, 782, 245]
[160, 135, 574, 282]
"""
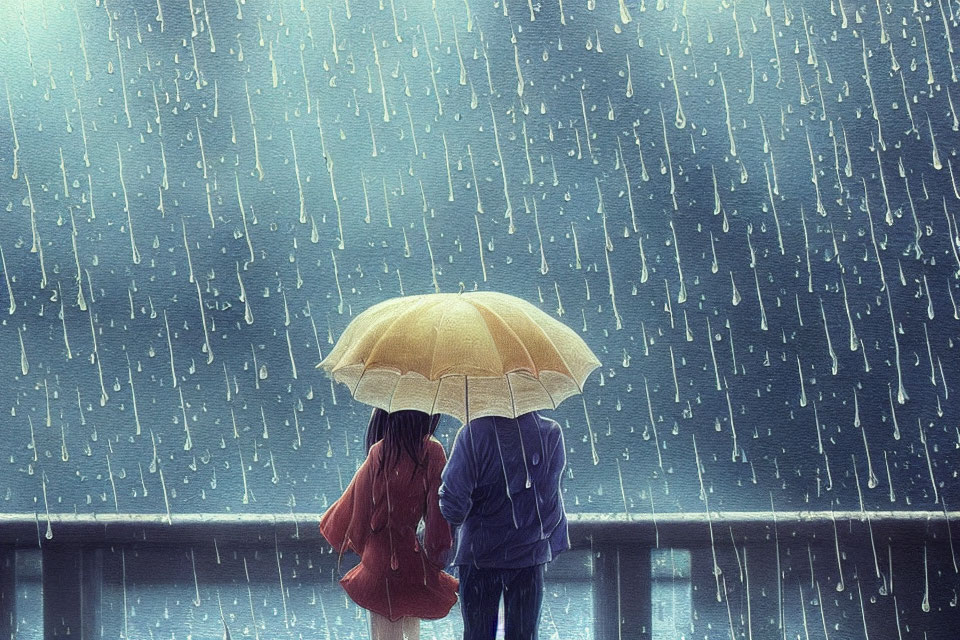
[365, 408, 441, 477]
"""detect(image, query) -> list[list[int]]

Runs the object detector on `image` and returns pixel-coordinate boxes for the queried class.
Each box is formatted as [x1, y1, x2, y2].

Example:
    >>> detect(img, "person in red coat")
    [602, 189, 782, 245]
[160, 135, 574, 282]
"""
[319, 408, 459, 640]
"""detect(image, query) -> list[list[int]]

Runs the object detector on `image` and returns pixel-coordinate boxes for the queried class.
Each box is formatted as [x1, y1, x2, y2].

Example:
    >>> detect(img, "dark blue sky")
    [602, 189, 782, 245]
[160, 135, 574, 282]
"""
[0, 0, 957, 517]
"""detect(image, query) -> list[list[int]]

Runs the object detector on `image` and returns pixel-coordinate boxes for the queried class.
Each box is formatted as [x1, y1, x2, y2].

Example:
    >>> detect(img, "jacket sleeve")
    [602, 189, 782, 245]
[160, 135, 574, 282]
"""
[423, 440, 454, 568]
[548, 421, 567, 485]
[438, 425, 477, 526]
[318, 455, 374, 555]
[545, 422, 570, 555]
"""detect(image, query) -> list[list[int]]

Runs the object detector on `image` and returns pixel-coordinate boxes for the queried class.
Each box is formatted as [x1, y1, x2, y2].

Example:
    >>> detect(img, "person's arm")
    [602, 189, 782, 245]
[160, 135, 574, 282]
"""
[548, 421, 567, 485]
[438, 425, 478, 526]
[423, 440, 454, 567]
[319, 455, 373, 555]
[544, 421, 570, 553]
[541, 420, 567, 531]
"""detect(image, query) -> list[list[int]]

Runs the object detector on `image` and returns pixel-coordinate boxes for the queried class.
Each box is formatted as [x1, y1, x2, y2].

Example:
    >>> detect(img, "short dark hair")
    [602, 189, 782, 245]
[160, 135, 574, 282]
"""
[365, 408, 441, 477]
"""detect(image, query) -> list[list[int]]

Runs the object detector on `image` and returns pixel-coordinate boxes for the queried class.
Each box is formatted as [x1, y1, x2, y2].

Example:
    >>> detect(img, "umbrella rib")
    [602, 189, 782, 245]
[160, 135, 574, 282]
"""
[506, 370, 557, 414]
[531, 372, 559, 410]
[429, 378, 443, 416]
[386, 370, 404, 413]
[514, 306, 578, 385]
[365, 296, 441, 374]
[505, 373, 519, 418]
[351, 366, 368, 398]
[470, 299, 538, 375]
[325, 296, 410, 372]
[428, 303, 454, 380]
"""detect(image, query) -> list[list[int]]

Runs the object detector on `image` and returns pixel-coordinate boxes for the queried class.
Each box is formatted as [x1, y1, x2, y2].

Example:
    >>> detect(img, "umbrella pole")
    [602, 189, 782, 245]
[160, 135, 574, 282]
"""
[465, 376, 480, 484]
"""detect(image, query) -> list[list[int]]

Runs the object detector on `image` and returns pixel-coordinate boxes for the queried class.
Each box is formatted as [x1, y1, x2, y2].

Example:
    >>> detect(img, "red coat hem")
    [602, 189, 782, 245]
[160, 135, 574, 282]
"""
[340, 563, 459, 622]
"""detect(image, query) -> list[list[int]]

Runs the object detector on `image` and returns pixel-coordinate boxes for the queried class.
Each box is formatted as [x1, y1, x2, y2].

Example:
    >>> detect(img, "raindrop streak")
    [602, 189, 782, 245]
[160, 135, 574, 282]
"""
[1, 2, 959, 636]
[116, 143, 140, 266]
[692, 434, 721, 603]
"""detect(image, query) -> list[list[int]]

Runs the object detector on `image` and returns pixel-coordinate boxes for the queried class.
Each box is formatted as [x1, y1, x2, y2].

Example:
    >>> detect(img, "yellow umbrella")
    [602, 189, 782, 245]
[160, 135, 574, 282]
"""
[315, 291, 601, 423]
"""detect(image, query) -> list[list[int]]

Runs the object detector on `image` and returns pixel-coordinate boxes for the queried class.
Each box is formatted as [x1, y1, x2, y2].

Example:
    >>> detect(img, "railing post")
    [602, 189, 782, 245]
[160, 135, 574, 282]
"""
[80, 548, 102, 640]
[40, 547, 101, 639]
[593, 545, 615, 640]
[15, 549, 43, 638]
[620, 544, 650, 639]
[0, 549, 13, 640]
[594, 544, 650, 640]
[42, 549, 80, 638]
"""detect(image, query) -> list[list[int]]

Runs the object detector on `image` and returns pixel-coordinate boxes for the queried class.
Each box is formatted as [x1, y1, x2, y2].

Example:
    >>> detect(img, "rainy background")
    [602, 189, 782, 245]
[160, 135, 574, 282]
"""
[1, 0, 960, 638]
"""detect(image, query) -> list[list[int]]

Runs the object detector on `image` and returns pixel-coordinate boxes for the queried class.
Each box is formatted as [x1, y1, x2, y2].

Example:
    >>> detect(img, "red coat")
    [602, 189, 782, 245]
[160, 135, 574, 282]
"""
[318, 437, 459, 621]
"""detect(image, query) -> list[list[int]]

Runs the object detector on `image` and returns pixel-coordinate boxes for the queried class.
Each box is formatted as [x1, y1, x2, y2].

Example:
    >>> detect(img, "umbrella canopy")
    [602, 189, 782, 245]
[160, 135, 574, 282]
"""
[316, 291, 601, 423]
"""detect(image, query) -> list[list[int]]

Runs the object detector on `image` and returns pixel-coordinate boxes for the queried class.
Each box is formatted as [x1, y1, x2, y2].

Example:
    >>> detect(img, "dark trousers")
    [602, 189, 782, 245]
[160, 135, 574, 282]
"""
[457, 563, 544, 640]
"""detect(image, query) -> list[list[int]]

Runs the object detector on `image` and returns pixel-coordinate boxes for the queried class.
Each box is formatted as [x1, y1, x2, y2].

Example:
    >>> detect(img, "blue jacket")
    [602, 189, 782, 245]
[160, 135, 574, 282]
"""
[438, 411, 569, 569]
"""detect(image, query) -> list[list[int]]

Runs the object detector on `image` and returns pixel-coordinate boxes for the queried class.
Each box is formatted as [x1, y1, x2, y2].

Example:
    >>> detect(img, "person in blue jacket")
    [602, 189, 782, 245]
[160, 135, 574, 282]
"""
[438, 410, 569, 640]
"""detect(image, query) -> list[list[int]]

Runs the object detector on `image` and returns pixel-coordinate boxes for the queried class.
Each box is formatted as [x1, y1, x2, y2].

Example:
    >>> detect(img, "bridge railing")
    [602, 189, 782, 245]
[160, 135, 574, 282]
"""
[1, 511, 957, 639]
